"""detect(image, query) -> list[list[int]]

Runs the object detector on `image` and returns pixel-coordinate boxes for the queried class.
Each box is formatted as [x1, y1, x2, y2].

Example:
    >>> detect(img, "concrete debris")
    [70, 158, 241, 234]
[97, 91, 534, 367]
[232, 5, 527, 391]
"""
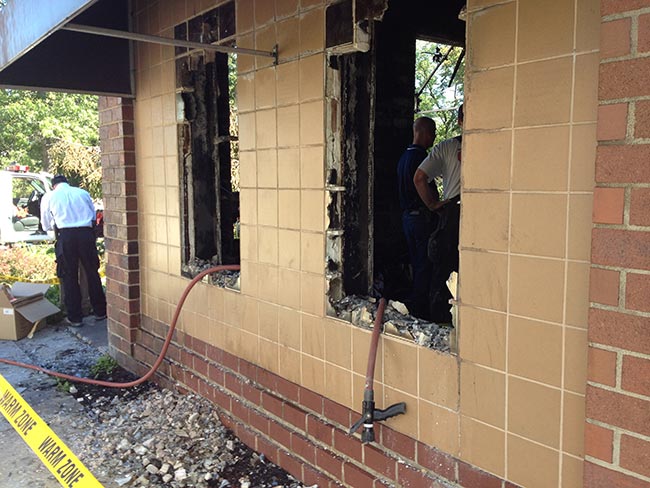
[67, 388, 309, 487]
[388, 300, 409, 316]
[384, 321, 414, 340]
[331, 295, 451, 352]
[175, 468, 188, 481]
[116, 475, 133, 486]
[134, 444, 148, 455]
[182, 257, 240, 289]
[447, 272, 458, 300]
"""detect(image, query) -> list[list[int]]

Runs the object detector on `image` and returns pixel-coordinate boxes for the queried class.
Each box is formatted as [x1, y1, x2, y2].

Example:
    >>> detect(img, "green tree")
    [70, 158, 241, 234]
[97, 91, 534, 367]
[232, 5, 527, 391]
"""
[47, 140, 102, 199]
[415, 41, 465, 144]
[0, 89, 99, 171]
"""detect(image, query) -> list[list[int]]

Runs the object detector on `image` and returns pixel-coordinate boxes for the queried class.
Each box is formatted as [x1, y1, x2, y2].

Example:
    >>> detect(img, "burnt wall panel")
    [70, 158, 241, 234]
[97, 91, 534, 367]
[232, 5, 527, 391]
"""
[339, 51, 374, 296]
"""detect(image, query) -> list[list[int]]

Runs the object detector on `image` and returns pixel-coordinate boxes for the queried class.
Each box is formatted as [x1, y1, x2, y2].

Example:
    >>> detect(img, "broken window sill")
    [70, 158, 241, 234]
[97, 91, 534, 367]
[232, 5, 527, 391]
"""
[328, 295, 454, 353]
[181, 260, 241, 291]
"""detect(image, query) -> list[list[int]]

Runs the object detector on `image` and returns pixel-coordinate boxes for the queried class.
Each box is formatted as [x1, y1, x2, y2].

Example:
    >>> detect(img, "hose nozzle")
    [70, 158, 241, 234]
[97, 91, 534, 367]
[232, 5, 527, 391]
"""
[350, 391, 406, 443]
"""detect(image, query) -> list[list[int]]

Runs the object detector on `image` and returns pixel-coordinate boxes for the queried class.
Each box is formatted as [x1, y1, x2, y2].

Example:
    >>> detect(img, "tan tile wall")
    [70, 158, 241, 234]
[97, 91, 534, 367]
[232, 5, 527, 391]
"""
[132, 0, 600, 477]
[132, 0, 188, 346]
[131, 0, 461, 454]
[460, 0, 600, 486]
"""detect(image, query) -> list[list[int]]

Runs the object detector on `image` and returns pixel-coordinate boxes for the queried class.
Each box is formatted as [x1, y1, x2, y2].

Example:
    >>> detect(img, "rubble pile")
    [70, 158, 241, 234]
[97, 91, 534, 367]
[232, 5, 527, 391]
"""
[330, 295, 452, 351]
[70, 389, 306, 488]
[181, 258, 240, 289]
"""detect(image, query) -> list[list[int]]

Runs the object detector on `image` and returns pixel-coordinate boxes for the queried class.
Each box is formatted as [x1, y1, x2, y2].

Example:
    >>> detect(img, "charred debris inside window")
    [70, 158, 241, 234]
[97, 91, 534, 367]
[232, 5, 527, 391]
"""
[325, 0, 465, 351]
[175, 2, 240, 288]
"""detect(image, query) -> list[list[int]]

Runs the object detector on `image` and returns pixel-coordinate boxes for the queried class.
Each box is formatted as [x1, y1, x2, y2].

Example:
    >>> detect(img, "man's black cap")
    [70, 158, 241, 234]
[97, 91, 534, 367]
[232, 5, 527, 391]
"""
[51, 175, 68, 187]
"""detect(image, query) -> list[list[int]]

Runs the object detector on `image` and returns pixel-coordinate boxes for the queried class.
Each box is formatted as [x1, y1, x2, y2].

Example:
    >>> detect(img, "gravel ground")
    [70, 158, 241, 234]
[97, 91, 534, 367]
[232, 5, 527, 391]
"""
[67, 387, 306, 488]
[5, 324, 311, 488]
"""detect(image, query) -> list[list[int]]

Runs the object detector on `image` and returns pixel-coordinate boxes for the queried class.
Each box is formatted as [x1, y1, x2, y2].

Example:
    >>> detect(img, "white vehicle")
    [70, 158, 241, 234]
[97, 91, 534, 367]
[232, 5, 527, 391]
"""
[0, 165, 55, 244]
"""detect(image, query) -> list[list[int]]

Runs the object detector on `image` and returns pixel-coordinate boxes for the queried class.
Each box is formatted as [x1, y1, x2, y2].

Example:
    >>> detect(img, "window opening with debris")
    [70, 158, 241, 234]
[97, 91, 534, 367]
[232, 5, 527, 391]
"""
[325, 0, 465, 351]
[176, 2, 240, 288]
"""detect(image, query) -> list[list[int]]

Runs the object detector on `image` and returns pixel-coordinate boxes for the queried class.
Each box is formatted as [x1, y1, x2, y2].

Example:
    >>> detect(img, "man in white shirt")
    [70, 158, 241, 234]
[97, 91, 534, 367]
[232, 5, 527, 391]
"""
[41, 175, 106, 327]
[413, 104, 463, 323]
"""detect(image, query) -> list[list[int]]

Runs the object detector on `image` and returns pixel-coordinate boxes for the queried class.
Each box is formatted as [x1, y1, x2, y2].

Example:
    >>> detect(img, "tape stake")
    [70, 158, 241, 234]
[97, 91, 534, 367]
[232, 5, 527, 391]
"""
[0, 373, 103, 487]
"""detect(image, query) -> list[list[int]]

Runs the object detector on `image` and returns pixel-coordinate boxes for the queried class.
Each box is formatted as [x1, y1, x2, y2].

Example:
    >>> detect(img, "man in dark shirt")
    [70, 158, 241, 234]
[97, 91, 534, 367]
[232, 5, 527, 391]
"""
[397, 117, 443, 319]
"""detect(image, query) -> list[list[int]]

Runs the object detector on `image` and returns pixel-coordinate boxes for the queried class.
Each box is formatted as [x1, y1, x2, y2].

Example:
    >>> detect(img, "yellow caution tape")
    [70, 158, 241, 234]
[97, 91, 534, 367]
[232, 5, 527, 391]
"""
[0, 270, 105, 285]
[0, 373, 103, 487]
[0, 274, 59, 285]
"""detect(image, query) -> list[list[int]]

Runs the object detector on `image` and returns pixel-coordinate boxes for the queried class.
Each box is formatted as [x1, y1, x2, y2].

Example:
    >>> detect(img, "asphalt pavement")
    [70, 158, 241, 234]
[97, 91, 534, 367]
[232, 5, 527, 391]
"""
[0, 318, 108, 487]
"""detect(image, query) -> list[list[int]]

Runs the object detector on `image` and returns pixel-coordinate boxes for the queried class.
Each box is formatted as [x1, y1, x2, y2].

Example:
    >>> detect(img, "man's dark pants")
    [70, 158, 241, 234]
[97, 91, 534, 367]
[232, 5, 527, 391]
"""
[55, 227, 106, 323]
[429, 198, 460, 323]
[402, 211, 432, 320]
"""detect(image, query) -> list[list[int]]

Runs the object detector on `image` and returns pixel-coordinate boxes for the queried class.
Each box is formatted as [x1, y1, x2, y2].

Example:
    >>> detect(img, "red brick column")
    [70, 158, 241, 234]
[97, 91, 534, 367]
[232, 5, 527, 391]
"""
[98, 97, 140, 368]
[586, 3, 650, 486]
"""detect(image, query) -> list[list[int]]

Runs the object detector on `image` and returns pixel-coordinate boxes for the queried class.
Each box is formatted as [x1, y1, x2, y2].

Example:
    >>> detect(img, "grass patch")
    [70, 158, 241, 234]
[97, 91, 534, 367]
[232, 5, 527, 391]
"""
[90, 354, 119, 379]
[56, 378, 72, 393]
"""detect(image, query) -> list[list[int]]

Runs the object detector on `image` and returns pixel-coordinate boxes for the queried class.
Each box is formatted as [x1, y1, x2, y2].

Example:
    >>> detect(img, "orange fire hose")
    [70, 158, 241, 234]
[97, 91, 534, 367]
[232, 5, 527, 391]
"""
[0, 264, 240, 388]
[349, 297, 406, 443]
[364, 298, 386, 391]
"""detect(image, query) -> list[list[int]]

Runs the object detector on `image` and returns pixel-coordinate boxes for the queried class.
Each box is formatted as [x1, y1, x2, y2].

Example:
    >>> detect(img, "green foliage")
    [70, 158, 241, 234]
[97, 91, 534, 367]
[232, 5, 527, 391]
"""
[415, 41, 465, 144]
[228, 53, 240, 192]
[90, 354, 119, 379]
[11, 178, 36, 200]
[0, 243, 57, 283]
[47, 140, 102, 199]
[55, 378, 72, 393]
[0, 241, 105, 314]
[45, 285, 61, 308]
[96, 238, 105, 258]
[0, 89, 99, 171]
[0, 243, 61, 309]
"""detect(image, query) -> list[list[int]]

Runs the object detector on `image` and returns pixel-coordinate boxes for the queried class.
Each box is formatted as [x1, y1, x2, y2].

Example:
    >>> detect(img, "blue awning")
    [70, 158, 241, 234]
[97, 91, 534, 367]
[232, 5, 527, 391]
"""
[0, 0, 133, 96]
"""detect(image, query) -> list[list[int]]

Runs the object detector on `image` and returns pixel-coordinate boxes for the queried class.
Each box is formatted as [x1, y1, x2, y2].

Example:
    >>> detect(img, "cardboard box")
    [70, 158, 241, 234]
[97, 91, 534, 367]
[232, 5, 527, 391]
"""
[0, 282, 60, 341]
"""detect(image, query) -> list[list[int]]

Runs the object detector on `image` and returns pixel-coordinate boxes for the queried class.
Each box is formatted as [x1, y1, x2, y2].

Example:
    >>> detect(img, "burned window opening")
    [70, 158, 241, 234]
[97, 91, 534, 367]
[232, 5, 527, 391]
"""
[332, 296, 452, 352]
[325, 0, 465, 351]
[176, 3, 240, 286]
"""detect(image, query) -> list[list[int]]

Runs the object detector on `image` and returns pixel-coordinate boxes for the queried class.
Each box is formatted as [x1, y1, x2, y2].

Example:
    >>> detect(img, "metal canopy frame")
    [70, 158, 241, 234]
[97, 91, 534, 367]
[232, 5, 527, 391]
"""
[62, 23, 279, 64]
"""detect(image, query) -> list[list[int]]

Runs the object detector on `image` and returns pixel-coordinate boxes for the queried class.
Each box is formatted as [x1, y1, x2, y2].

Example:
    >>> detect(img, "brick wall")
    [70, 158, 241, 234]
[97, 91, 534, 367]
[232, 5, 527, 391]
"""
[133, 314, 519, 488]
[98, 96, 141, 370]
[586, 2, 650, 486]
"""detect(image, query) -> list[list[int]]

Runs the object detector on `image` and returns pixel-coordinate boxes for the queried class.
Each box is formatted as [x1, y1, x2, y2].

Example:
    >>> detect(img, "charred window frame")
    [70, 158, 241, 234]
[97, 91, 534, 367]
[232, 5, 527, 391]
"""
[325, 0, 382, 305]
[175, 2, 240, 284]
[325, 49, 375, 304]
